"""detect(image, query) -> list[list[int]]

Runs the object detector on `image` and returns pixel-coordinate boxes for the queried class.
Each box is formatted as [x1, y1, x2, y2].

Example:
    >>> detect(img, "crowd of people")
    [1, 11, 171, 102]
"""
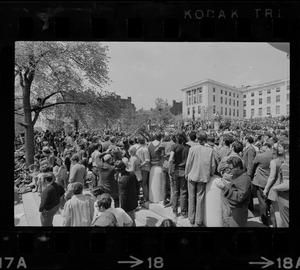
[14, 116, 289, 227]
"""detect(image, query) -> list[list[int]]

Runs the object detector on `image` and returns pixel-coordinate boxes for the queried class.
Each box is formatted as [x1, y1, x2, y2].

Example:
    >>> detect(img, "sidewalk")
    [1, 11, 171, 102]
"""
[15, 191, 267, 227]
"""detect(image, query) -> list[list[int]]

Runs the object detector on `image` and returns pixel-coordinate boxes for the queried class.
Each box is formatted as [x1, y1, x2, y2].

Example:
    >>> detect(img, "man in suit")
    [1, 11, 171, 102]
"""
[242, 136, 256, 211]
[185, 131, 215, 227]
[251, 141, 273, 226]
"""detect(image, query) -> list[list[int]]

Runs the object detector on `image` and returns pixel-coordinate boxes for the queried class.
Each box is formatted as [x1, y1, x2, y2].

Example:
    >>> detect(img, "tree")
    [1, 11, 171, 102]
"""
[15, 41, 114, 165]
[150, 98, 174, 129]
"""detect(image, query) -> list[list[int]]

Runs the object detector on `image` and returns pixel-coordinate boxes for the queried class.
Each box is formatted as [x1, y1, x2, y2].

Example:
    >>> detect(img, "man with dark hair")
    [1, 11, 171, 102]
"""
[186, 131, 198, 147]
[216, 135, 233, 162]
[68, 154, 86, 185]
[39, 172, 65, 226]
[102, 135, 111, 152]
[251, 140, 273, 226]
[242, 135, 256, 211]
[217, 140, 244, 175]
[136, 136, 150, 205]
[98, 154, 119, 207]
[215, 156, 252, 227]
[63, 182, 94, 226]
[168, 131, 190, 218]
[185, 131, 215, 227]
[93, 193, 133, 227]
[115, 160, 138, 226]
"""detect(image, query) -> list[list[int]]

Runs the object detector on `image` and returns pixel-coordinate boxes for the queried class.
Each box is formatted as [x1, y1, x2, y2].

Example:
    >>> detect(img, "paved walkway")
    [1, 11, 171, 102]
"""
[15, 190, 266, 227]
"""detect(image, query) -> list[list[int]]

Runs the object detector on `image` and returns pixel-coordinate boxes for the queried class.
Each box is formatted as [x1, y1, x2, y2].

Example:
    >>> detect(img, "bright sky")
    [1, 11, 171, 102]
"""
[101, 42, 289, 110]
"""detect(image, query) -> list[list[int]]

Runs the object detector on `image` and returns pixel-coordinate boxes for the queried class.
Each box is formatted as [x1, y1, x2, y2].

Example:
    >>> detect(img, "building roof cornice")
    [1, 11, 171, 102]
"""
[181, 78, 238, 91]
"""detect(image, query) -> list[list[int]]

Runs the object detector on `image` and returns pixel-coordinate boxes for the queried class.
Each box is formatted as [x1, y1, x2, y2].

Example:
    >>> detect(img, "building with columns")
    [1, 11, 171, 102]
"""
[181, 78, 290, 120]
[181, 79, 243, 120]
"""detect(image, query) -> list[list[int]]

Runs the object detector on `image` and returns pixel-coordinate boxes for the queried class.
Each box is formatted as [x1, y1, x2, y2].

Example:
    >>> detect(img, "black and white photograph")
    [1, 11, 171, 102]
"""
[14, 42, 290, 228]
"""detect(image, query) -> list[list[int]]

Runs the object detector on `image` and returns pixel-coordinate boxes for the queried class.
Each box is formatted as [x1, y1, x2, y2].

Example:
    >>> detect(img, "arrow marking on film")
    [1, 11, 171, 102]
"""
[118, 256, 143, 268]
[249, 257, 274, 268]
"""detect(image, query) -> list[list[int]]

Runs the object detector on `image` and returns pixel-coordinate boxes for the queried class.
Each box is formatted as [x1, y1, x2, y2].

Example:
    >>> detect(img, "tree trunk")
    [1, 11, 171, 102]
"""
[22, 82, 35, 166]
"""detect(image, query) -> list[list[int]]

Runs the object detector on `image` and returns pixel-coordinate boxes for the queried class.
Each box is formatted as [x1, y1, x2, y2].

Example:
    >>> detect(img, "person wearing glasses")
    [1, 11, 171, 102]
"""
[215, 156, 252, 227]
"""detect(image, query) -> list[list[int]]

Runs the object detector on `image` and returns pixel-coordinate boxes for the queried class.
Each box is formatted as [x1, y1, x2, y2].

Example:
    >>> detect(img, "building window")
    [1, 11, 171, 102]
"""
[243, 110, 246, 117]
[233, 109, 235, 116]
[221, 107, 223, 115]
[267, 107, 271, 115]
[287, 93, 290, 101]
[259, 98, 262, 105]
[233, 100, 235, 106]
[220, 97, 223, 103]
[213, 87, 215, 92]
[187, 108, 190, 115]
[251, 109, 254, 116]
[188, 97, 192, 105]
[287, 85, 290, 90]
[259, 108, 262, 116]
[229, 92, 231, 96]
[199, 94, 202, 103]
[213, 105, 216, 113]
[243, 94, 246, 99]
[267, 96, 271, 104]
[251, 92, 254, 97]
[233, 93, 235, 97]
[237, 94, 239, 98]
[237, 100, 239, 107]
[237, 110, 239, 117]
[276, 95, 280, 102]
[213, 95, 215, 102]
[229, 108, 231, 116]
[251, 99, 254, 106]
[287, 104, 290, 114]
[259, 91, 262, 95]
[225, 91, 227, 95]
[194, 96, 197, 104]
[192, 107, 195, 115]
[276, 105, 280, 114]
[243, 100, 246, 106]
[221, 89, 223, 94]
[276, 87, 280, 92]
[198, 106, 201, 114]
[267, 89, 271, 94]
[225, 98, 227, 105]
[198, 87, 202, 93]
[225, 108, 227, 115]
[229, 99, 231, 105]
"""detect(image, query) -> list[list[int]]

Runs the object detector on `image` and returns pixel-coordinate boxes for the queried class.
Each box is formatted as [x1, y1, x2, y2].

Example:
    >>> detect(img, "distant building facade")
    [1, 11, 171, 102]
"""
[181, 78, 290, 120]
[181, 79, 243, 120]
[241, 78, 290, 118]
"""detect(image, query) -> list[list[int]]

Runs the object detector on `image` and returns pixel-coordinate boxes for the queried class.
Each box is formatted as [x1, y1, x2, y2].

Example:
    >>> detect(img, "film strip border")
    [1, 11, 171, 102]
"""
[1, 230, 300, 269]
[0, 2, 299, 41]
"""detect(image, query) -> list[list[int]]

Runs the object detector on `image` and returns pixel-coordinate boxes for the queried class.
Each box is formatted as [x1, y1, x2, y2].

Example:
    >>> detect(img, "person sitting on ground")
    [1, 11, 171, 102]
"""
[93, 193, 133, 227]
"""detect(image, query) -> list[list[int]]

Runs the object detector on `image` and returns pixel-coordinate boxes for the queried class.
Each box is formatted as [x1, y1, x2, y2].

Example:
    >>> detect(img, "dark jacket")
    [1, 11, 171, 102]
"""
[118, 171, 138, 212]
[98, 161, 118, 199]
[39, 182, 65, 212]
[222, 172, 252, 209]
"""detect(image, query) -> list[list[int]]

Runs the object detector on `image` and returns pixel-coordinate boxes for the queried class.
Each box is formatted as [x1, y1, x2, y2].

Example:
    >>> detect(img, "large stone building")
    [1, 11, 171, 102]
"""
[241, 78, 290, 118]
[181, 79, 243, 120]
[182, 78, 290, 120]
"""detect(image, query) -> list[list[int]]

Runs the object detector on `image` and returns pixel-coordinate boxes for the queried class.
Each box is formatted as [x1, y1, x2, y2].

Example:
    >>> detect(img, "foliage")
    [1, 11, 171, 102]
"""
[149, 98, 174, 128]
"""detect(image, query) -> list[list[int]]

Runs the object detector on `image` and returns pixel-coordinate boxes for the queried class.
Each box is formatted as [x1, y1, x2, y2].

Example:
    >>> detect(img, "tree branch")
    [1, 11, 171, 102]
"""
[41, 101, 87, 111]
[32, 111, 40, 126]
[18, 122, 28, 128]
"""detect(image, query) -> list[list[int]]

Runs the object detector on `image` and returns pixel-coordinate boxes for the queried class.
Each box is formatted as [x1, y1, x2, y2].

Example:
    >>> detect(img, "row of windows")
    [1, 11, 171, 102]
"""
[213, 87, 239, 98]
[243, 104, 290, 117]
[244, 94, 290, 106]
[218, 96, 240, 106]
[187, 106, 240, 117]
[243, 85, 289, 98]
